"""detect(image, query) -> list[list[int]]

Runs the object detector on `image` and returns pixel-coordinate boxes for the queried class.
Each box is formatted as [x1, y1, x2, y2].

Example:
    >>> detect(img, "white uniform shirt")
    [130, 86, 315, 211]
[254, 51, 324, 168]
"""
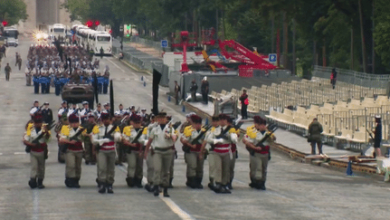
[92, 124, 119, 150]
[30, 107, 39, 116]
[149, 124, 176, 149]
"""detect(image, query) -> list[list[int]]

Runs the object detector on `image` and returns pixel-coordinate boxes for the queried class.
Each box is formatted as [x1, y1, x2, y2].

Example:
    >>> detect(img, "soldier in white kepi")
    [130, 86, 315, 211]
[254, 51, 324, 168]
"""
[144, 112, 177, 197]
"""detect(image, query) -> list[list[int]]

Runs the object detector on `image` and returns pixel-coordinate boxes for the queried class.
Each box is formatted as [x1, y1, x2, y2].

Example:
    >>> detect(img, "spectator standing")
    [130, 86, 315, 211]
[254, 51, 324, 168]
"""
[308, 118, 323, 155]
[190, 79, 198, 102]
[373, 115, 382, 157]
[174, 80, 181, 105]
[330, 68, 337, 89]
[239, 90, 249, 119]
[201, 77, 209, 105]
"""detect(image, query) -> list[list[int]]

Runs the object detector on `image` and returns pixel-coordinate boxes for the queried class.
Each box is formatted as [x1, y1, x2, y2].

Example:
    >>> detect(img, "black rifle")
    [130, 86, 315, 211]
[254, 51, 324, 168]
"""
[246, 123, 278, 156]
[103, 122, 120, 140]
[182, 125, 212, 153]
[132, 122, 151, 144]
[172, 121, 182, 130]
[191, 125, 212, 144]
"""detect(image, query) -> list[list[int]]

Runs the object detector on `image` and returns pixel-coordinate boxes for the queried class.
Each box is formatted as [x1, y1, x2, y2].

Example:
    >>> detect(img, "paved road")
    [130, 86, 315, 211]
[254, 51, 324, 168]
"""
[0, 40, 389, 220]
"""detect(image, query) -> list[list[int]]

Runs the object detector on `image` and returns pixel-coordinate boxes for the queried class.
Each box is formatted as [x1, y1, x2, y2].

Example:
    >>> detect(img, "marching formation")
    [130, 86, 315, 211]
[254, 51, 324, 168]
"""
[23, 100, 277, 196]
[24, 44, 108, 86]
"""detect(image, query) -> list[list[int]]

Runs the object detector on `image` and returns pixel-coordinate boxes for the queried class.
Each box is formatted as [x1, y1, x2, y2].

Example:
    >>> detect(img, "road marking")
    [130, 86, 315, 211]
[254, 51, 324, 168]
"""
[14, 152, 27, 155]
[119, 164, 195, 220]
[32, 190, 39, 220]
[106, 58, 127, 73]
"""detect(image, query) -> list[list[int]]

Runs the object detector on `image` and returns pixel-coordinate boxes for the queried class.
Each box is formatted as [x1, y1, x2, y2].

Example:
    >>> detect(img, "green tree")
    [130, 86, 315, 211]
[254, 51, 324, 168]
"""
[0, 0, 27, 26]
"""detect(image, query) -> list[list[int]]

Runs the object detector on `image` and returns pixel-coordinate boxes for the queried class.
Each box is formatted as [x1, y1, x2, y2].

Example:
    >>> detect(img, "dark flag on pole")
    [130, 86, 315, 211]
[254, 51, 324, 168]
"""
[109, 80, 114, 117]
[152, 69, 162, 115]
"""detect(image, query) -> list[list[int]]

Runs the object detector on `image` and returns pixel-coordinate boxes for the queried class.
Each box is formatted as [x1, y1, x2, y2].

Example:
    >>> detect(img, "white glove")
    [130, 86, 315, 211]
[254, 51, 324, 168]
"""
[230, 134, 238, 144]
[213, 138, 224, 145]
[114, 133, 122, 142]
[98, 138, 111, 146]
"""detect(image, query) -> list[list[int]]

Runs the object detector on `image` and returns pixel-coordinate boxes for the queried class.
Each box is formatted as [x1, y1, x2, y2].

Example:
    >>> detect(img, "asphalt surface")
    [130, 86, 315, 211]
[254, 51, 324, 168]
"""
[0, 39, 389, 220]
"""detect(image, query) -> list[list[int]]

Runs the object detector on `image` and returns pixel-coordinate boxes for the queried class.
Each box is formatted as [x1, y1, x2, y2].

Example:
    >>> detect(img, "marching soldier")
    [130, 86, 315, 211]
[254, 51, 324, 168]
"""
[59, 114, 85, 188]
[67, 103, 79, 117]
[144, 114, 156, 192]
[92, 112, 121, 194]
[83, 113, 97, 165]
[180, 113, 194, 133]
[205, 114, 237, 194]
[4, 63, 11, 81]
[23, 113, 51, 189]
[181, 115, 206, 189]
[144, 112, 177, 197]
[227, 117, 239, 190]
[165, 115, 180, 189]
[243, 116, 275, 190]
[122, 115, 147, 188]
[200, 115, 219, 190]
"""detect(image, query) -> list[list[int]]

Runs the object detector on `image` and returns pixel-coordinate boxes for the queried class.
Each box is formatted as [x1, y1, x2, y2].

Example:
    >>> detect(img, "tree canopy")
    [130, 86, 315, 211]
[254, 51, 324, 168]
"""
[65, 0, 390, 74]
[0, 0, 27, 26]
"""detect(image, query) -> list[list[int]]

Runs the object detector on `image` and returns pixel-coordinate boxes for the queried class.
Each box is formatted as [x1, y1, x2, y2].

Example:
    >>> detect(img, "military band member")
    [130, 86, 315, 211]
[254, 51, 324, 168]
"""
[206, 114, 237, 194]
[59, 114, 84, 188]
[181, 115, 206, 189]
[92, 112, 121, 194]
[117, 104, 126, 115]
[79, 101, 91, 123]
[23, 113, 51, 189]
[122, 115, 147, 188]
[83, 113, 97, 165]
[144, 114, 156, 192]
[41, 102, 53, 124]
[144, 112, 177, 197]
[200, 116, 219, 190]
[94, 103, 102, 118]
[243, 116, 275, 190]
[30, 100, 40, 118]
[57, 101, 68, 120]
[67, 103, 79, 117]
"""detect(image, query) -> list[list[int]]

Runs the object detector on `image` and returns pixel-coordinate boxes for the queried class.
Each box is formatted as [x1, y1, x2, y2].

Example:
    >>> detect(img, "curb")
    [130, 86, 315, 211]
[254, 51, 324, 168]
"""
[113, 54, 152, 75]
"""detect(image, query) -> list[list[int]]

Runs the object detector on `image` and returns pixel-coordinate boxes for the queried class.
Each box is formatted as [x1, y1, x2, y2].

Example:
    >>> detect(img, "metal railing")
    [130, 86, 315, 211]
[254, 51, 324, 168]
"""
[313, 65, 390, 90]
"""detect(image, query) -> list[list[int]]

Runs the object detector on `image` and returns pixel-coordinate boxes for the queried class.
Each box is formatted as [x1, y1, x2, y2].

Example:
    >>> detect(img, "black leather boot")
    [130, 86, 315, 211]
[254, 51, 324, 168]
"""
[28, 178, 37, 189]
[96, 178, 100, 188]
[145, 183, 153, 192]
[65, 177, 71, 188]
[196, 177, 203, 189]
[37, 178, 45, 189]
[135, 177, 143, 188]
[213, 183, 222, 193]
[107, 184, 114, 194]
[227, 179, 233, 190]
[153, 185, 160, 196]
[219, 185, 231, 194]
[208, 178, 215, 190]
[259, 181, 266, 190]
[73, 178, 80, 188]
[98, 182, 106, 194]
[249, 177, 256, 188]
[126, 177, 134, 187]
[163, 187, 170, 197]
[168, 178, 174, 188]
